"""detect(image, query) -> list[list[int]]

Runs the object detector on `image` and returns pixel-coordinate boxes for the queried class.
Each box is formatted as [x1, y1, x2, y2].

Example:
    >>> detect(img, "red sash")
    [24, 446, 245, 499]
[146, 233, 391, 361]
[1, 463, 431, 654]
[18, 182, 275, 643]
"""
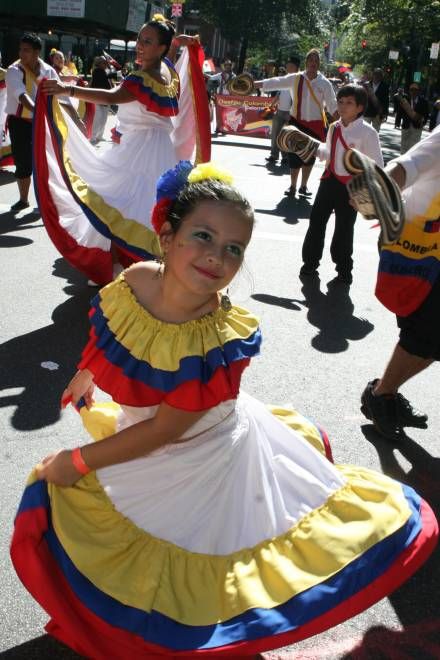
[322, 123, 351, 183]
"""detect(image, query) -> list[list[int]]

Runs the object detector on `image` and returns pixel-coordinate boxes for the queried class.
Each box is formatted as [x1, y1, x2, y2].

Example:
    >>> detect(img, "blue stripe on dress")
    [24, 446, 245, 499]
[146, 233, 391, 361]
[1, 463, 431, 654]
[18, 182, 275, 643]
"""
[16, 479, 423, 650]
[88, 297, 262, 391]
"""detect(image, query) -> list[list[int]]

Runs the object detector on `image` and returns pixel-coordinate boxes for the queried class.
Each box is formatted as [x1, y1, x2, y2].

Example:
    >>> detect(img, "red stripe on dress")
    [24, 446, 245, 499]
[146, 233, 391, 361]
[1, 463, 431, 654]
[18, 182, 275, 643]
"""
[188, 43, 211, 163]
[33, 90, 113, 284]
[10, 498, 438, 657]
[77, 326, 249, 410]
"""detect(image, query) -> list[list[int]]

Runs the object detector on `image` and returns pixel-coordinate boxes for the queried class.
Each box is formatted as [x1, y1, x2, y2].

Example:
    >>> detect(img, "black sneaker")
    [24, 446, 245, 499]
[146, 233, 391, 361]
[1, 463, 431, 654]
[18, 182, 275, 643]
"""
[396, 393, 428, 428]
[360, 380, 403, 441]
[298, 186, 312, 197]
[284, 186, 296, 197]
[11, 199, 30, 211]
[265, 155, 277, 164]
[367, 379, 428, 428]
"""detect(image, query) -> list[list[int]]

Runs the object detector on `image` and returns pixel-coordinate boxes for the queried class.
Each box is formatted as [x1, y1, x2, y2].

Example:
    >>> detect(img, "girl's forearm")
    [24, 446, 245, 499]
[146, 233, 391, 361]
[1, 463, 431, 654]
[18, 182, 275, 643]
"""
[80, 418, 175, 469]
[69, 84, 132, 105]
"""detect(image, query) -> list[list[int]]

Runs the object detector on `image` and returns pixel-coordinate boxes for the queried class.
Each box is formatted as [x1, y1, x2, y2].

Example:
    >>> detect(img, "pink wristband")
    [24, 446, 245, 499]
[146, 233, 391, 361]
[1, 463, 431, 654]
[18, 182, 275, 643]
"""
[71, 447, 91, 475]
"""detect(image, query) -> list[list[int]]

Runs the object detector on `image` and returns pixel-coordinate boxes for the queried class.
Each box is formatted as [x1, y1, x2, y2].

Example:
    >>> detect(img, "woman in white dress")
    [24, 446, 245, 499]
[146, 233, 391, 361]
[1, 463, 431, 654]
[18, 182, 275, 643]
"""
[38, 15, 210, 285]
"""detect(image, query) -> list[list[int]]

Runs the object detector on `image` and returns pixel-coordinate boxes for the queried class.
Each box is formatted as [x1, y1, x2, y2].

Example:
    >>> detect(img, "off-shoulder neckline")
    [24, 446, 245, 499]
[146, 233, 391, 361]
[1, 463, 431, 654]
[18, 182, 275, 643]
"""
[131, 60, 179, 92]
[112, 273, 228, 330]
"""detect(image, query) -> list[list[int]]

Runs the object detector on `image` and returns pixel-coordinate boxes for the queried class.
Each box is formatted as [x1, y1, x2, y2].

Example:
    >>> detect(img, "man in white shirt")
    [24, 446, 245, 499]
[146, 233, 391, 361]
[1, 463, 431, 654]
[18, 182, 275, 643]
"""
[266, 56, 300, 165]
[6, 32, 58, 211]
[255, 49, 338, 198]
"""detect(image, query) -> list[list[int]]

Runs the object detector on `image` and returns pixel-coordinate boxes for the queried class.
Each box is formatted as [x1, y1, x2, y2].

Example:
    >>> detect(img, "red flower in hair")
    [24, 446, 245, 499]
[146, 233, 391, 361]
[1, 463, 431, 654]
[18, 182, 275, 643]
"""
[151, 197, 173, 234]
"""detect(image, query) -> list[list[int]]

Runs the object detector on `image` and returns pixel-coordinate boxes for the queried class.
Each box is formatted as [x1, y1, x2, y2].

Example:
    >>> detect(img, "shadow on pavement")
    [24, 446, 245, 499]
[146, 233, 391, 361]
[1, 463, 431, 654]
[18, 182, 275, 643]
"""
[0, 170, 16, 185]
[252, 293, 302, 311]
[1, 633, 83, 659]
[0, 258, 93, 431]
[255, 195, 312, 225]
[300, 276, 374, 353]
[352, 424, 440, 659]
[0, 209, 42, 235]
[0, 235, 33, 248]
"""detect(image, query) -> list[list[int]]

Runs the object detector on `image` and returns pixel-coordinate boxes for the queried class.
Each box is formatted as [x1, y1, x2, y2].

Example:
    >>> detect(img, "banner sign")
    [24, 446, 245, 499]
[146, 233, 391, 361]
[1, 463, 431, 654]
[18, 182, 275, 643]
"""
[215, 94, 274, 138]
[47, 0, 85, 18]
[430, 42, 439, 60]
[126, 0, 146, 32]
[388, 50, 399, 61]
[171, 3, 183, 17]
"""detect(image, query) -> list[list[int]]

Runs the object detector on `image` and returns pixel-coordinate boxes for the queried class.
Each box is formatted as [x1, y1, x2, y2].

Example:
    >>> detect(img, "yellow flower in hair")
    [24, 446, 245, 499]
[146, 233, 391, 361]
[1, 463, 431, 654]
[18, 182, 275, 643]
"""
[187, 162, 234, 185]
[152, 13, 166, 22]
[50, 48, 57, 55]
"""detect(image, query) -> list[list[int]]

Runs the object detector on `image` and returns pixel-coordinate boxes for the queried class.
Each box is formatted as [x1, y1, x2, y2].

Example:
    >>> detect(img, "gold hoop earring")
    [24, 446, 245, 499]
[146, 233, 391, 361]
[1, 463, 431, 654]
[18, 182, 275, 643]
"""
[220, 289, 232, 312]
[154, 254, 166, 279]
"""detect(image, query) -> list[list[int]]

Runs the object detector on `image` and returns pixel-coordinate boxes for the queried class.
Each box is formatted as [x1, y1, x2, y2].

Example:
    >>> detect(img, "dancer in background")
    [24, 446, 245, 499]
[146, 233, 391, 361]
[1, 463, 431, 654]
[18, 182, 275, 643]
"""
[38, 15, 210, 285]
[0, 51, 14, 170]
[254, 49, 337, 199]
[11, 161, 437, 658]
[5, 33, 58, 211]
[361, 126, 440, 440]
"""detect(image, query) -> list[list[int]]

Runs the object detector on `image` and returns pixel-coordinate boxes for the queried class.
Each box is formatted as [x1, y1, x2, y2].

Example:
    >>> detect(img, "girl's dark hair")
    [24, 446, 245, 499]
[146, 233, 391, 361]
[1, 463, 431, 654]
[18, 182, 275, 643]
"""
[168, 179, 254, 233]
[20, 33, 42, 51]
[145, 18, 176, 57]
[337, 83, 368, 115]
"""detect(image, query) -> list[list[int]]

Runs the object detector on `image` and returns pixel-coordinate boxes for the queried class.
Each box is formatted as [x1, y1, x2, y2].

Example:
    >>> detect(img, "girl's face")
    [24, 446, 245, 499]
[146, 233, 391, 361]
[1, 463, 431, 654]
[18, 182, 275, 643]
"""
[161, 200, 252, 297]
[52, 52, 65, 70]
[136, 25, 166, 66]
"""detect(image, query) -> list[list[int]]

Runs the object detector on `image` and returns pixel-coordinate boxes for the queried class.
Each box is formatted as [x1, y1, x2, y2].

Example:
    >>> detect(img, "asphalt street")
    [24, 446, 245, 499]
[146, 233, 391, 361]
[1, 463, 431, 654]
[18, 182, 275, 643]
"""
[0, 116, 438, 660]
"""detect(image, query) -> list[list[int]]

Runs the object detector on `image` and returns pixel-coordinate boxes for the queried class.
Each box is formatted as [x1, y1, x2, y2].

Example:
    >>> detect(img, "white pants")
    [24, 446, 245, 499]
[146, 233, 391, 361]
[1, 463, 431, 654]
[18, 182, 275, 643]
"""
[91, 105, 109, 143]
[400, 126, 422, 154]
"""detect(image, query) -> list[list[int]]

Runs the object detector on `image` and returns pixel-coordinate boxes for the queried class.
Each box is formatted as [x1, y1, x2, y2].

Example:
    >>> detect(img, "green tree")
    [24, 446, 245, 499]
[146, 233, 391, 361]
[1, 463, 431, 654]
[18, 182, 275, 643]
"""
[336, 0, 440, 87]
[183, 0, 329, 70]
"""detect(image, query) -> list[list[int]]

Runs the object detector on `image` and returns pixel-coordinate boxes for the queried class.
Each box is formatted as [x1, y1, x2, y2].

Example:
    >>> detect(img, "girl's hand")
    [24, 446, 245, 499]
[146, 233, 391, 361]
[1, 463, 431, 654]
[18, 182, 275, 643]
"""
[36, 450, 82, 487]
[61, 369, 95, 409]
[175, 34, 199, 47]
[41, 79, 69, 96]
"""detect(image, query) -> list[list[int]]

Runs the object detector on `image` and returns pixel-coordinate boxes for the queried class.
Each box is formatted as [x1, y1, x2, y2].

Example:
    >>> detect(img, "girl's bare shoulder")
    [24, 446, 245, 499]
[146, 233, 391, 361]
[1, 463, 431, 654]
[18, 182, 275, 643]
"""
[123, 262, 160, 309]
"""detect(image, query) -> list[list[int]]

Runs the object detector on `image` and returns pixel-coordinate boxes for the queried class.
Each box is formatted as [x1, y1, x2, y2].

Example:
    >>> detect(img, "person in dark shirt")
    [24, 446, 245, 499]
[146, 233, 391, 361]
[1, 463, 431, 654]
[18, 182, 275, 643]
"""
[90, 56, 113, 144]
[394, 82, 429, 153]
[363, 68, 389, 133]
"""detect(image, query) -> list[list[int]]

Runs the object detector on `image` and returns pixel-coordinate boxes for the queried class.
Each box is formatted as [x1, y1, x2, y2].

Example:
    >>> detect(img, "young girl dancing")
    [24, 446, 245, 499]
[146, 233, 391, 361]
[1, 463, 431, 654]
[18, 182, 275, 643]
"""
[11, 162, 437, 658]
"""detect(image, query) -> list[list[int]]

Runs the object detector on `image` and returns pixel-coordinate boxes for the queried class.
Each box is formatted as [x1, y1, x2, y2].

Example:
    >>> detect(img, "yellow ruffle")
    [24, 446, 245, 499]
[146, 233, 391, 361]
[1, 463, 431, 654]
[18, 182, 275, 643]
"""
[97, 273, 260, 371]
[269, 405, 327, 457]
[128, 62, 179, 99]
[45, 464, 411, 626]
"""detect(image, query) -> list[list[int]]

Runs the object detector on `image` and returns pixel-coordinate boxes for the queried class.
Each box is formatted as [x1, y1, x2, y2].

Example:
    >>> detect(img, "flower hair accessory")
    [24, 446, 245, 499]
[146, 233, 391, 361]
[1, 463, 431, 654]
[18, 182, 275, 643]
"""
[152, 13, 167, 22]
[151, 160, 235, 234]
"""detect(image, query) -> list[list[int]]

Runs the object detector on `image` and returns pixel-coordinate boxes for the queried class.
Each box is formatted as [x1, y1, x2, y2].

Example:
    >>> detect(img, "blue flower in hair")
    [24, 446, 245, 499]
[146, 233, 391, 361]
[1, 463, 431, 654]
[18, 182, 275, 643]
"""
[156, 160, 193, 202]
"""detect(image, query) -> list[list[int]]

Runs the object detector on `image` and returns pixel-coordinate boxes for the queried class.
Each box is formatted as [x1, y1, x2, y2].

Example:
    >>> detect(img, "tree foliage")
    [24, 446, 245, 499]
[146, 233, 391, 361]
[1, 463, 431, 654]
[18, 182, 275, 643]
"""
[335, 0, 440, 86]
[183, 0, 329, 67]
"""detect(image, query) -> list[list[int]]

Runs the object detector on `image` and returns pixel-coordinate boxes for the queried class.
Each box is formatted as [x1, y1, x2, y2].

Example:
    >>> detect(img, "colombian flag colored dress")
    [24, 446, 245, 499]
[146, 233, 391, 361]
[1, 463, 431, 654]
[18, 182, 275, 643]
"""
[34, 45, 211, 285]
[11, 272, 438, 658]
